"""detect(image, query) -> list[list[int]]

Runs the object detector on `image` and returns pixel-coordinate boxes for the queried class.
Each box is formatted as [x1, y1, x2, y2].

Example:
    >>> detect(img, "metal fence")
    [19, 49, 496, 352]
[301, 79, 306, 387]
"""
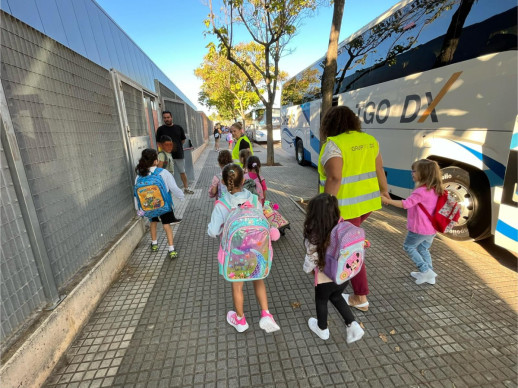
[0, 11, 212, 351]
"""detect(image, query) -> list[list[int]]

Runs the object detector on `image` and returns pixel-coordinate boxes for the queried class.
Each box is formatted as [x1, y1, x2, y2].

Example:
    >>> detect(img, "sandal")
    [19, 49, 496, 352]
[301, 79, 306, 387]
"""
[343, 294, 369, 311]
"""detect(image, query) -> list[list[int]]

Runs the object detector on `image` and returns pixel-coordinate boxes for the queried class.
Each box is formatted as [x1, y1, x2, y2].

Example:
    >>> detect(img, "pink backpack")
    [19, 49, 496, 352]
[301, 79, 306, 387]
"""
[215, 196, 273, 282]
[323, 221, 366, 284]
[243, 173, 264, 204]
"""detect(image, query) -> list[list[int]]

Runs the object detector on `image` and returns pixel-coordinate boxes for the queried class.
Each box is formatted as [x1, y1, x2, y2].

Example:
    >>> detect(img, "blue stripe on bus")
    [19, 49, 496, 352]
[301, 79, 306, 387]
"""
[310, 131, 320, 154]
[301, 103, 310, 124]
[452, 141, 506, 180]
[496, 219, 518, 242]
[511, 132, 518, 150]
[384, 167, 414, 189]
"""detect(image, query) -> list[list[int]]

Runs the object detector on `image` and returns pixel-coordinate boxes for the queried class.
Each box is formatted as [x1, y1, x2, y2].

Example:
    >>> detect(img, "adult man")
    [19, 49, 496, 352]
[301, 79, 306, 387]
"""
[156, 111, 194, 194]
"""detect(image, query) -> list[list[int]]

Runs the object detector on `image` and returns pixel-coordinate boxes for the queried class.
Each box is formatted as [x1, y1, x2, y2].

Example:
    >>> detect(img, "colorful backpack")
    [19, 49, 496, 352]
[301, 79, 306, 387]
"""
[323, 220, 366, 285]
[243, 173, 264, 204]
[418, 190, 461, 233]
[216, 195, 273, 282]
[134, 168, 173, 219]
[263, 201, 290, 235]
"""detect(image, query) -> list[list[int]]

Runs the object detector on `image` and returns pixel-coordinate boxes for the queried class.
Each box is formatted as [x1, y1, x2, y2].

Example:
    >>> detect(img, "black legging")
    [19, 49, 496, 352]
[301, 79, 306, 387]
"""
[315, 282, 355, 330]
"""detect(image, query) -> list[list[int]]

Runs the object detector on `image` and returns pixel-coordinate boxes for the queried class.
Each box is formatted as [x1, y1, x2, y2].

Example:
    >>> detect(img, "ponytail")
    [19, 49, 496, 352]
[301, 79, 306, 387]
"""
[246, 156, 262, 183]
[135, 148, 158, 176]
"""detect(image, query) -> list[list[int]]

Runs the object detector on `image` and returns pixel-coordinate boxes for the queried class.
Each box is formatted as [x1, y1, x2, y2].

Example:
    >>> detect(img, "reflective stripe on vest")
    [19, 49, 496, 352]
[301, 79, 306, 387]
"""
[232, 135, 253, 166]
[319, 171, 377, 187]
[318, 132, 381, 219]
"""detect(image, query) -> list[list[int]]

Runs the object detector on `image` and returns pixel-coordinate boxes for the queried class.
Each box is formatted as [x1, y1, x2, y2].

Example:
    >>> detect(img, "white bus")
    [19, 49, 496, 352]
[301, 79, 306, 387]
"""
[281, 0, 517, 244]
[246, 107, 282, 142]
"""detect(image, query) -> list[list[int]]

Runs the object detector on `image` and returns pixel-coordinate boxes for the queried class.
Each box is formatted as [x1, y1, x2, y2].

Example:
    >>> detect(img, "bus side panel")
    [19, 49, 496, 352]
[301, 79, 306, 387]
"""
[308, 100, 322, 166]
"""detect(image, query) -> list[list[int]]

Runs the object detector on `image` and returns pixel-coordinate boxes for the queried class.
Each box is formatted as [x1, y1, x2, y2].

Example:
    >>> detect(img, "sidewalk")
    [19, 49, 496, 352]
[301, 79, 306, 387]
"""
[44, 143, 517, 388]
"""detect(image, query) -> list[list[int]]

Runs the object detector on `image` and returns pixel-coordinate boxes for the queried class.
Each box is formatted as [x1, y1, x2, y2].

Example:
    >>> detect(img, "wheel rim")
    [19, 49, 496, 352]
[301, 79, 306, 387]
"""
[444, 181, 473, 227]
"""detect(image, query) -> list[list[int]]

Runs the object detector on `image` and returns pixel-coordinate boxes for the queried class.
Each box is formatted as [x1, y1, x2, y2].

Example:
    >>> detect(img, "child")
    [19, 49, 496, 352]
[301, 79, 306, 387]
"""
[157, 136, 182, 224]
[207, 164, 280, 334]
[244, 155, 267, 205]
[135, 149, 185, 259]
[239, 149, 252, 172]
[208, 150, 232, 201]
[381, 159, 441, 285]
[303, 193, 364, 343]
[226, 132, 233, 150]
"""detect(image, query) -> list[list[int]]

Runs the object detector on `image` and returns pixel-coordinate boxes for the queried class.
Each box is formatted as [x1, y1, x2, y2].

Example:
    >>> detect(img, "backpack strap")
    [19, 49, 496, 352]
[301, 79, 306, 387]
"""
[215, 196, 231, 211]
[417, 203, 434, 224]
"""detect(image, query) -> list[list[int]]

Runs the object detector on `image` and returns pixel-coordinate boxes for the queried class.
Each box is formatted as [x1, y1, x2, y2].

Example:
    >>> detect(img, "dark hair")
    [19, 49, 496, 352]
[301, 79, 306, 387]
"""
[160, 135, 173, 143]
[162, 110, 172, 117]
[239, 149, 252, 167]
[246, 155, 262, 182]
[222, 163, 244, 193]
[303, 193, 340, 270]
[217, 150, 233, 167]
[135, 148, 158, 177]
[320, 106, 362, 139]
[412, 159, 444, 196]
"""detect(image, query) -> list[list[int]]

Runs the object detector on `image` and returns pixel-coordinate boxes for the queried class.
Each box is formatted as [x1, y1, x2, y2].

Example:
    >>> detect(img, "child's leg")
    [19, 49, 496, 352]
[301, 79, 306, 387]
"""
[162, 224, 174, 247]
[252, 279, 268, 311]
[328, 283, 355, 325]
[231, 282, 245, 317]
[403, 231, 431, 272]
[416, 235, 435, 270]
[315, 283, 334, 329]
[150, 221, 158, 241]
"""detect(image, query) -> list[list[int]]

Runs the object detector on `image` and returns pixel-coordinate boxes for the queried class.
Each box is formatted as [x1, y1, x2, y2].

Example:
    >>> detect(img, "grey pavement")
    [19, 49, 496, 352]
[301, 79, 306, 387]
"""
[44, 142, 518, 388]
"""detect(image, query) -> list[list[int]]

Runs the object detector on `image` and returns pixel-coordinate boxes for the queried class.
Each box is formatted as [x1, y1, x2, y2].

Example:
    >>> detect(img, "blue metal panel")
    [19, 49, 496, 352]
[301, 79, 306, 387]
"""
[97, 10, 121, 71]
[34, 0, 68, 46]
[84, 0, 111, 69]
[108, 21, 128, 75]
[6, 0, 44, 32]
[54, 0, 87, 57]
[70, 0, 100, 64]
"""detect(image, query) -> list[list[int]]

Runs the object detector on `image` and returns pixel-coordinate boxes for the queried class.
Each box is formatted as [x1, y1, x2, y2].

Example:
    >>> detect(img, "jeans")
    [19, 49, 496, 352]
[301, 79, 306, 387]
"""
[403, 231, 435, 272]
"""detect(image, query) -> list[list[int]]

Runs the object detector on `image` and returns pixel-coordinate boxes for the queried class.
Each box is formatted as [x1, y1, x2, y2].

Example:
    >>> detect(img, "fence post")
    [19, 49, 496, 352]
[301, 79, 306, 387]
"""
[0, 83, 60, 307]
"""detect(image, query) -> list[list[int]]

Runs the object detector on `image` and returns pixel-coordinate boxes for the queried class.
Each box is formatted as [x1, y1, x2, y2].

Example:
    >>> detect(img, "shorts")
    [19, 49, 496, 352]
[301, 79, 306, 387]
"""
[150, 210, 175, 224]
[173, 158, 186, 174]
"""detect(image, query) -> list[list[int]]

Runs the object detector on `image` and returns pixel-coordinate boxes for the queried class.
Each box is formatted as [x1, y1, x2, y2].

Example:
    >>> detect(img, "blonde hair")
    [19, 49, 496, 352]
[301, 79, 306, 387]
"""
[412, 159, 444, 195]
[231, 122, 242, 131]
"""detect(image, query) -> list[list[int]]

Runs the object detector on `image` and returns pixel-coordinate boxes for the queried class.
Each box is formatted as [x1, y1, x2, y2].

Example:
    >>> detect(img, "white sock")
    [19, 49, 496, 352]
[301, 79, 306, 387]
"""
[152, 240, 158, 245]
[168, 245, 175, 252]
[237, 315, 244, 320]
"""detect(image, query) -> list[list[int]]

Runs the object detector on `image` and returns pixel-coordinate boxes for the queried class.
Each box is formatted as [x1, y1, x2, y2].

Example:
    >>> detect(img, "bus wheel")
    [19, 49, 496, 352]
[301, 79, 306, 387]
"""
[296, 139, 305, 165]
[441, 166, 491, 241]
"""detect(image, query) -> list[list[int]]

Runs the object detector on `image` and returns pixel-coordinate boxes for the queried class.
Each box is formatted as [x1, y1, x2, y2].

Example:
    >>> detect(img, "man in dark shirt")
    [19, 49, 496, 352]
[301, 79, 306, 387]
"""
[156, 111, 194, 194]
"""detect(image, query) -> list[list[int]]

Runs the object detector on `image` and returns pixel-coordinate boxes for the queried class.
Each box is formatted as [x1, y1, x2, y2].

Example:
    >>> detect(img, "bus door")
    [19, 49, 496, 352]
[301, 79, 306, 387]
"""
[494, 117, 518, 253]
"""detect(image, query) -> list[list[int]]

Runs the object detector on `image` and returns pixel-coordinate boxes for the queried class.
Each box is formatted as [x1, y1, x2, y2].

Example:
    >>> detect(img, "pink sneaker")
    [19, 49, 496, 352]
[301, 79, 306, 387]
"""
[227, 311, 249, 333]
[259, 311, 280, 333]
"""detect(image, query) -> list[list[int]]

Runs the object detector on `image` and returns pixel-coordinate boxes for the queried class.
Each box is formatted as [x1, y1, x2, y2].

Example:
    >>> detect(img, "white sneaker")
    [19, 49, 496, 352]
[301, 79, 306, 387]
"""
[227, 311, 249, 333]
[410, 271, 420, 279]
[346, 321, 364, 344]
[308, 317, 329, 340]
[415, 269, 437, 285]
[259, 312, 280, 333]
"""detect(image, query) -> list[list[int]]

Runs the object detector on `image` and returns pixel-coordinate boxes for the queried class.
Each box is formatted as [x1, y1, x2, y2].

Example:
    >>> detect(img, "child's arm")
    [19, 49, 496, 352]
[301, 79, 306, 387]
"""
[161, 170, 185, 201]
[381, 196, 404, 208]
[207, 204, 227, 238]
[303, 240, 318, 274]
[157, 152, 166, 168]
[208, 175, 219, 198]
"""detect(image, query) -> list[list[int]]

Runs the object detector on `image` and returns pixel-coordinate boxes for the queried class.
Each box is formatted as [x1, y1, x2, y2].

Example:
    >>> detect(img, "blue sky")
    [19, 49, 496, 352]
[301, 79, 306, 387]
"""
[96, 0, 398, 113]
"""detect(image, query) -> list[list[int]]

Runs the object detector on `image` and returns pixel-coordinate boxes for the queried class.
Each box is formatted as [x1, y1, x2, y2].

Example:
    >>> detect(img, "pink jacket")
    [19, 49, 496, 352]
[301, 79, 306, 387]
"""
[401, 186, 438, 235]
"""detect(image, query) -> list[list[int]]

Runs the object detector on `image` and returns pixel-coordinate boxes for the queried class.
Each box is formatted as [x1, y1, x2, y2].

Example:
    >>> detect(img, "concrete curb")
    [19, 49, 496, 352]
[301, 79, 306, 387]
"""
[0, 219, 146, 388]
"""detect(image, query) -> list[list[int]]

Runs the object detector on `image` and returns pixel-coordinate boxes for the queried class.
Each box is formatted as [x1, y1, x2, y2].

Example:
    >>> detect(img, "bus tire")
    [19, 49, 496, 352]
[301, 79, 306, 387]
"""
[296, 139, 305, 165]
[441, 166, 491, 241]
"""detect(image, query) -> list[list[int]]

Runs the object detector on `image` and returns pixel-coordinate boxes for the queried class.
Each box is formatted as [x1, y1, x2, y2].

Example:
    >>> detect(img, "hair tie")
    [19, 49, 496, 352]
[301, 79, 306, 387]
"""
[252, 163, 257, 167]
[229, 169, 235, 174]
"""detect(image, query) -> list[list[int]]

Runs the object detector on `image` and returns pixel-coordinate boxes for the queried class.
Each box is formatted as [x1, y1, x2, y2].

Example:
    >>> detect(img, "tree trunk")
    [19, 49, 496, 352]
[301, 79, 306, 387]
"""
[265, 101, 274, 166]
[320, 0, 345, 145]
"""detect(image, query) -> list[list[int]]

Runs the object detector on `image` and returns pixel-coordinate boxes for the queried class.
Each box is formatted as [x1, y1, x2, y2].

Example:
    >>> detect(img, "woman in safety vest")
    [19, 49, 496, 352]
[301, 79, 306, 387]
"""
[230, 122, 253, 166]
[318, 106, 389, 312]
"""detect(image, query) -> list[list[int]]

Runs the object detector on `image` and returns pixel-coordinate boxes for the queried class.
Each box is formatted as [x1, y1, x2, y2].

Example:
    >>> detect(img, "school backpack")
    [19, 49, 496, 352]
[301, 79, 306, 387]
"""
[418, 190, 461, 233]
[323, 220, 366, 285]
[134, 168, 173, 219]
[243, 173, 264, 203]
[216, 195, 273, 282]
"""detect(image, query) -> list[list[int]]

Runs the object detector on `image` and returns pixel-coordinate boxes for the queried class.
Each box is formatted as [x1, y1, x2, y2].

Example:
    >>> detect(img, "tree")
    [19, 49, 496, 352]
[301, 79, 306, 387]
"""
[195, 43, 262, 126]
[207, 0, 318, 165]
[320, 0, 345, 141]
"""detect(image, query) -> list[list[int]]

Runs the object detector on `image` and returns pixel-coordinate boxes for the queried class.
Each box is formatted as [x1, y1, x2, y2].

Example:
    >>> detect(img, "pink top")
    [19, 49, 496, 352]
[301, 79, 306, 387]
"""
[247, 172, 267, 192]
[401, 186, 438, 235]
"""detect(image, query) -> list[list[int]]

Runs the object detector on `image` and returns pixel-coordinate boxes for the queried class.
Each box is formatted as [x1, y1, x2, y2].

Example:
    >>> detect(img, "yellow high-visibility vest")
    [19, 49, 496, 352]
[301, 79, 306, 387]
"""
[318, 131, 381, 219]
[232, 135, 253, 166]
